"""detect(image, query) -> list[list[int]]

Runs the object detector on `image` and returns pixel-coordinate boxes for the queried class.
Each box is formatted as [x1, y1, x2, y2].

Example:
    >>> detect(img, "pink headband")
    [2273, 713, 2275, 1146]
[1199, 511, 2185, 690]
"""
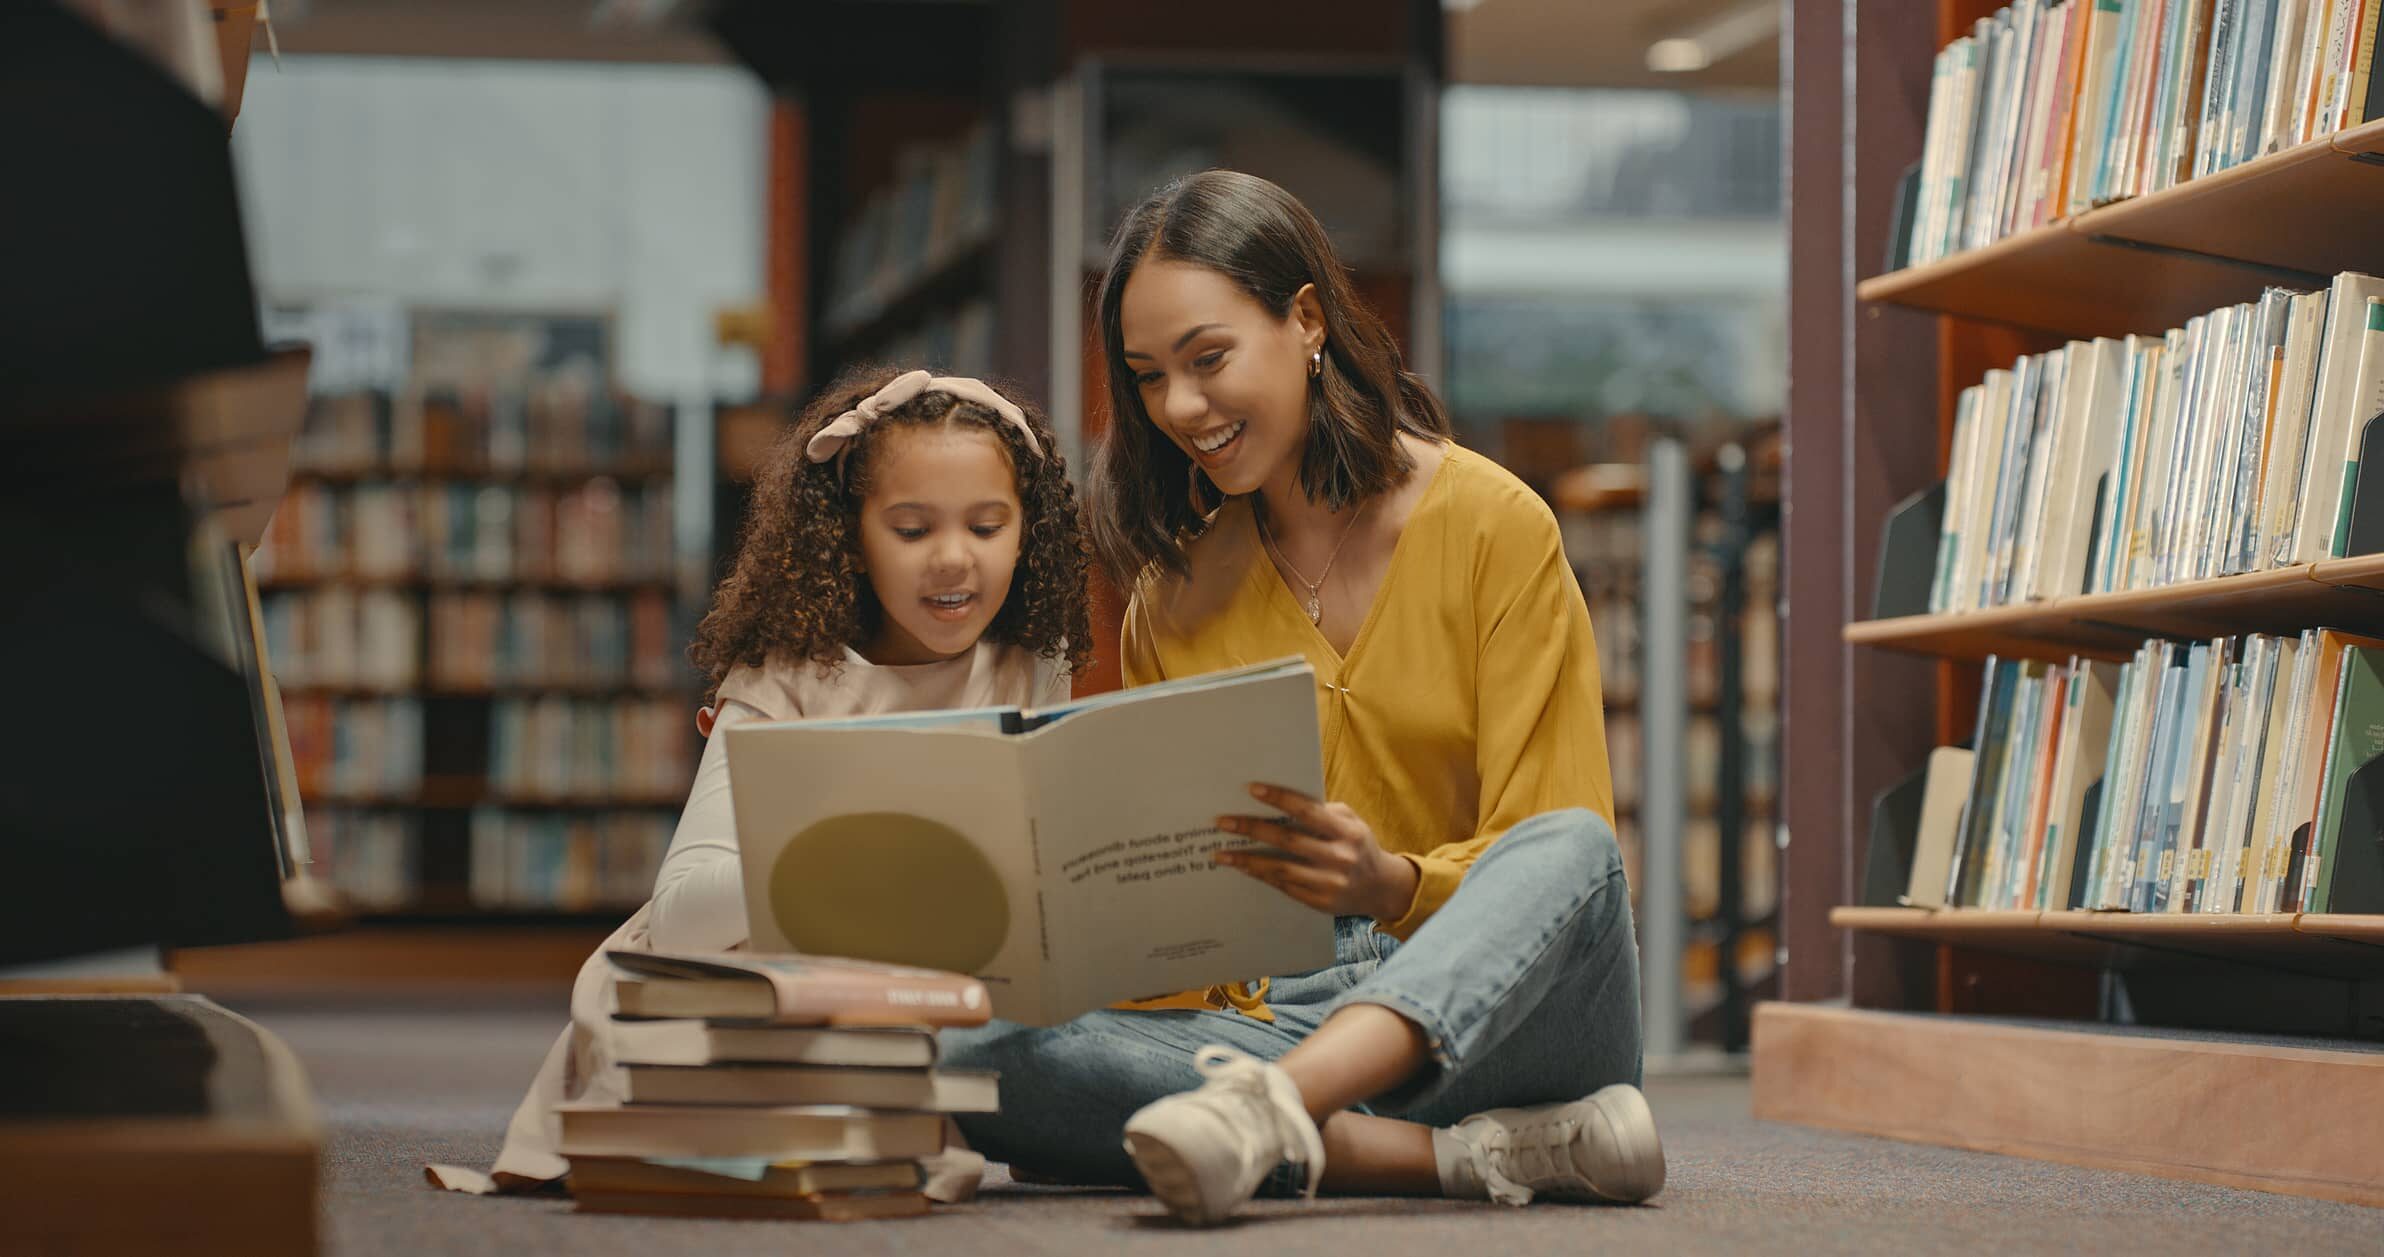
[805, 369, 1043, 482]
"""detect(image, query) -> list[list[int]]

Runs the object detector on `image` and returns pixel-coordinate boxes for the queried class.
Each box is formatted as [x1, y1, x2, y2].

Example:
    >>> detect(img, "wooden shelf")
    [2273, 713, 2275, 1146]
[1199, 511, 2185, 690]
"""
[281, 682, 684, 700]
[1844, 554, 2384, 663]
[354, 908, 639, 928]
[287, 458, 674, 486]
[174, 923, 621, 995]
[1752, 1003, 2384, 1209]
[257, 573, 675, 594]
[306, 783, 684, 811]
[1831, 905, 2384, 981]
[822, 232, 995, 350]
[1859, 120, 2384, 338]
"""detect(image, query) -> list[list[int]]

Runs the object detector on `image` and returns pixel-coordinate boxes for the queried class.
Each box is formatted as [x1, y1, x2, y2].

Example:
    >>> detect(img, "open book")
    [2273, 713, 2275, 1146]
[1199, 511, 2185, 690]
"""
[723, 657, 1336, 1026]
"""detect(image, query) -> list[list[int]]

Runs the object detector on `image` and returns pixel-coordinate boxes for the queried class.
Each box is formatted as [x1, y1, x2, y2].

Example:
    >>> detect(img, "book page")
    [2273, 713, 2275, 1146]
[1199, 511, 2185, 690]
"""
[1023, 664, 1337, 1022]
[723, 725, 1046, 1023]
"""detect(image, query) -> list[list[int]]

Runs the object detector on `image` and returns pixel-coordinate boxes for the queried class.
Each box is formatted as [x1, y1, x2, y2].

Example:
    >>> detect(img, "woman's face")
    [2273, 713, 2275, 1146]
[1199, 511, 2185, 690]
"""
[1119, 259, 1322, 499]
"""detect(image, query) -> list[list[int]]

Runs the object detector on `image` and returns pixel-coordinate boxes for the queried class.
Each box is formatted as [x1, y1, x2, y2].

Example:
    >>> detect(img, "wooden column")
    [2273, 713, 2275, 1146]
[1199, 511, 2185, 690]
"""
[763, 99, 807, 397]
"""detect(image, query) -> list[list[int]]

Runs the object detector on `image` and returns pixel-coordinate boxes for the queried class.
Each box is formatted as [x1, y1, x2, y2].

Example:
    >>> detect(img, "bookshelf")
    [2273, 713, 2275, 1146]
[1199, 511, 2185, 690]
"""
[250, 376, 699, 923]
[1552, 435, 1784, 1051]
[1861, 119, 2384, 339]
[1765, 0, 2384, 1209]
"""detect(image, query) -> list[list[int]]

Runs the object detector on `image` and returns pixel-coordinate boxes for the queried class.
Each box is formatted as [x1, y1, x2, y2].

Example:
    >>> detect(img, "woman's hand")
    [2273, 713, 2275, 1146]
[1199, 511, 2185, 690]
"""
[1215, 783, 1420, 922]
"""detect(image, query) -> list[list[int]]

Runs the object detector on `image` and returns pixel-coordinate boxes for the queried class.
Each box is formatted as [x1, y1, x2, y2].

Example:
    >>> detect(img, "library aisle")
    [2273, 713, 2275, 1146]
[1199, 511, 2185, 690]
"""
[242, 991, 2373, 1256]
[13, 0, 2383, 1253]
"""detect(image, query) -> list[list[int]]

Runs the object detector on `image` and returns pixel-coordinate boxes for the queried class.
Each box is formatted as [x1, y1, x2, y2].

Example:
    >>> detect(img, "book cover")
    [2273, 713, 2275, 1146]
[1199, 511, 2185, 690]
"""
[2255, 628, 2324, 910]
[607, 951, 991, 1028]
[2255, 291, 2330, 568]
[2040, 659, 2120, 909]
[1903, 747, 1979, 909]
[2287, 273, 2384, 562]
[724, 658, 1336, 1025]
[1952, 659, 2022, 905]
[2325, 297, 2384, 556]
[2310, 643, 2384, 910]
[2127, 644, 2190, 909]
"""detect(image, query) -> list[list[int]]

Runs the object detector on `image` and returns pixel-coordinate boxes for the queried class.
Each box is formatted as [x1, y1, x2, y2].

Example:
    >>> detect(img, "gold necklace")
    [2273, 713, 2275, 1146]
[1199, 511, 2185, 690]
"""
[1258, 497, 1370, 624]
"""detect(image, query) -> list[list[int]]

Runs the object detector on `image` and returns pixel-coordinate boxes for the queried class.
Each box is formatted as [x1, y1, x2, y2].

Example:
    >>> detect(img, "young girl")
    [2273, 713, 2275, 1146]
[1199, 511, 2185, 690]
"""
[938, 170, 1664, 1224]
[428, 364, 1091, 1197]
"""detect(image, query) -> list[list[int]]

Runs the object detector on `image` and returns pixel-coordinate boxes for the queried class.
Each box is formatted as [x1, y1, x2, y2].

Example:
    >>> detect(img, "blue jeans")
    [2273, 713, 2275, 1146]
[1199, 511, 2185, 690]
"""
[941, 807, 1643, 1187]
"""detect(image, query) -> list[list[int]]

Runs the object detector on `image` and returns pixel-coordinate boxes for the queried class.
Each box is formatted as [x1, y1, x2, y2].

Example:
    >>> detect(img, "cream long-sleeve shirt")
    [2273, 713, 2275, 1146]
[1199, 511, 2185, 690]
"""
[647, 641, 1071, 954]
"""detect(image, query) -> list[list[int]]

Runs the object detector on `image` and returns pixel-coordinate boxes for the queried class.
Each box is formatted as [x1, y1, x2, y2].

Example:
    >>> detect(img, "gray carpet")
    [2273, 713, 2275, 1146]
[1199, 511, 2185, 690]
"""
[229, 993, 2379, 1256]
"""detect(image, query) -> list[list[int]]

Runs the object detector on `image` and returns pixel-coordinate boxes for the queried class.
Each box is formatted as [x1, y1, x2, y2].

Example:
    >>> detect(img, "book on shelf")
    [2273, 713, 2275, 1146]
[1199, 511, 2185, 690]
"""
[1909, 0, 2384, 266]
[488, 696, 693, 801]
[262, 587, 421, 691]
[1927, 629, 2384, 915]
[1901, 747, 1979, 909]
[468, 810, 671, 911]
[725, 658, 1337, 1027]
[254, 479, 674, 587]
[1927, 270, 2384, 612]
[825, 122, 999, 336]
[306, 810, 417, 910]
[280, 696, 424, 799]
[289, 387, 674, 476]
[428, 589, 676, 692]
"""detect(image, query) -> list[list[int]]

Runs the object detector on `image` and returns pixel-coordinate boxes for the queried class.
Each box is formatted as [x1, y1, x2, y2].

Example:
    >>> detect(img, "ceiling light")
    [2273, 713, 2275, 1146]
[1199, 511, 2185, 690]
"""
[1646, 39, 1712, 73]
[1645, 0, 1780, 74]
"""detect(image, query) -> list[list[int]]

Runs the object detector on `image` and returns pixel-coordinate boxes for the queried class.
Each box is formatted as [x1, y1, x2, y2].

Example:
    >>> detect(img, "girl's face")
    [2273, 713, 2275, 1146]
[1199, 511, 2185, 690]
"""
[853, 426, 1025, 666]
[1119, 259, 1322, 499]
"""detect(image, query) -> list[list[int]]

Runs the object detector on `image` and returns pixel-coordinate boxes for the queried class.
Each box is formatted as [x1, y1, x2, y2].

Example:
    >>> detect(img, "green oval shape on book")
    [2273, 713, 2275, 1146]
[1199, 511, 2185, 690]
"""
[770, 812, 1008, 975]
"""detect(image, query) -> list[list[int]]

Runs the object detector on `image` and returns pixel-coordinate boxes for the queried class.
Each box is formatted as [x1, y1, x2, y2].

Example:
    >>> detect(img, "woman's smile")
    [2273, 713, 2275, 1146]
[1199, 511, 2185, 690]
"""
[1188, 419, 1247, 465]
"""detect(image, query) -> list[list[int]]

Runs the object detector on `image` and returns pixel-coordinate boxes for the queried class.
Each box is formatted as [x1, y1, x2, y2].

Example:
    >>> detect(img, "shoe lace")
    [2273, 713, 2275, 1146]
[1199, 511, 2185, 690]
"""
[1452, 1111, 1583, 1207]
[1191, 1045, 1325, 1201]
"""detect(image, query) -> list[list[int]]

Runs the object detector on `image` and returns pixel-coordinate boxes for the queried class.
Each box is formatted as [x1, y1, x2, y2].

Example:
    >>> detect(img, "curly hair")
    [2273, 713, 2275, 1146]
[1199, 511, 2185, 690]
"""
[690, 363, 1094, 704]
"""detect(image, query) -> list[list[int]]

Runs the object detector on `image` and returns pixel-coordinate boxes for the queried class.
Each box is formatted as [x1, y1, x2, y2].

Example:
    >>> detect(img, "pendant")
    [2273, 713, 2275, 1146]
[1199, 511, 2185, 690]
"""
[1305, 595, 1322, 623]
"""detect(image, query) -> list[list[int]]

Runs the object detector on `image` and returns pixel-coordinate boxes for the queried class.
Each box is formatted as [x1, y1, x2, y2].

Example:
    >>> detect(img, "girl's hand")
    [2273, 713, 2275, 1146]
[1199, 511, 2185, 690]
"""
[1214, 783, 1420, 922]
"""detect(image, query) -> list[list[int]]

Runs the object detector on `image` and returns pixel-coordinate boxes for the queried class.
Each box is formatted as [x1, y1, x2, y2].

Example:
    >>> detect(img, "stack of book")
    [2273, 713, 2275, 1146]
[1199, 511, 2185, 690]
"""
[558, 950, 998, 1222]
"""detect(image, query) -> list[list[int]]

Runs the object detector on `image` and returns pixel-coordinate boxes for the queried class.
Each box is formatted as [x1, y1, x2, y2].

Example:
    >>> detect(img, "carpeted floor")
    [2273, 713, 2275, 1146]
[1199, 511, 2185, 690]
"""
[230, 992, 2379, 1256]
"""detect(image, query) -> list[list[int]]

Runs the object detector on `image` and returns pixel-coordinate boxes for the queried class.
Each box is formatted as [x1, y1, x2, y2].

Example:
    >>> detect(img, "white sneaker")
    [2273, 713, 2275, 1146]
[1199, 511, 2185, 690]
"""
[1120, 1045, 1324, 1225]
[1441, 1083, 1665, 1206]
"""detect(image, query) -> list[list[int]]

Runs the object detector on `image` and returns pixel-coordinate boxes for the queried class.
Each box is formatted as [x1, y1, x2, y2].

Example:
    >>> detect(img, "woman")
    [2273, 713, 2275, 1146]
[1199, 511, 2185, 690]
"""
[941, 170, 1660, 1226]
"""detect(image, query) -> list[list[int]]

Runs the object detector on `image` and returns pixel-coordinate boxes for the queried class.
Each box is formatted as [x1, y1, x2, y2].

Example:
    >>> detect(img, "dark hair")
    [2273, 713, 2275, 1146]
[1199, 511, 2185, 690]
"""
[1087, 169, 1452, 586]
[689, 363, 1093, 704]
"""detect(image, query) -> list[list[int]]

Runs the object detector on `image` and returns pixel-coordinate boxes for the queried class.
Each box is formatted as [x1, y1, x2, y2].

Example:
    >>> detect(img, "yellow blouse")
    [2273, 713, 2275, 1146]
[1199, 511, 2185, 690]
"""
[1121, 443, 1615, 941]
